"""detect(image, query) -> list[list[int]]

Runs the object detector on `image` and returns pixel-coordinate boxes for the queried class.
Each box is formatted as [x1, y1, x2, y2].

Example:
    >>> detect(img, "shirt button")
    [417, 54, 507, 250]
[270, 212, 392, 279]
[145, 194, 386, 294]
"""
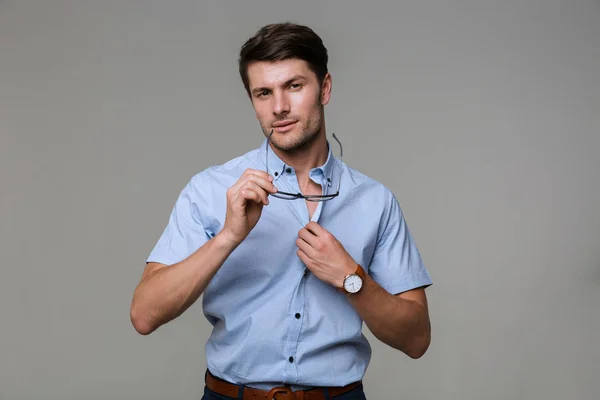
[295, 313, 301, 319]
[274, 171, 279, 176]
[289, 356, 294, 363]
[286, 168, 292, 173]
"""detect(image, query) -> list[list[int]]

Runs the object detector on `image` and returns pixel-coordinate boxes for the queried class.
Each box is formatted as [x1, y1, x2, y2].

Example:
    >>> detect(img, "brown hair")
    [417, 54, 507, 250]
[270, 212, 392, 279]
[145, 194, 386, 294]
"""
[239, 22, 329, 96]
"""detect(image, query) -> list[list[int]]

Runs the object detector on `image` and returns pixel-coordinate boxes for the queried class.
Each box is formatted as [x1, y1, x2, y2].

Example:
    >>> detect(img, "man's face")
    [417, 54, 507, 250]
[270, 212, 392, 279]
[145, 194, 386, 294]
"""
[246, 58, 331, 152]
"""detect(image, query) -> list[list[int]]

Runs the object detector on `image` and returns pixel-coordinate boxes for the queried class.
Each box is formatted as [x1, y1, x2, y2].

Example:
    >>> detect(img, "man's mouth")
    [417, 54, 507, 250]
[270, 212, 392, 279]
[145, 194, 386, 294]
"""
[272, 120, 297, 132]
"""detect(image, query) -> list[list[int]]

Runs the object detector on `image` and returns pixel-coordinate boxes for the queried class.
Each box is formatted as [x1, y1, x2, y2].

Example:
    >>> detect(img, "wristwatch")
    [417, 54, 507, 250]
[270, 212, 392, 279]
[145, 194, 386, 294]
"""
[340, 264, 366, 295]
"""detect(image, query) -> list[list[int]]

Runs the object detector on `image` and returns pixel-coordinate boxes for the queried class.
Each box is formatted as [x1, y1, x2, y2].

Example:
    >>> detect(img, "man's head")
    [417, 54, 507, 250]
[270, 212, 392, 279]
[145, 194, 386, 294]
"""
[239, 22, 332, 152]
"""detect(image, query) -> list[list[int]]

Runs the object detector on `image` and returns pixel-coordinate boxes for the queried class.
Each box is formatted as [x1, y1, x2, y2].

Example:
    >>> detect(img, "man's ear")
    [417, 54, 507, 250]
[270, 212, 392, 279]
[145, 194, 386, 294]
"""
[321, 73, 332, 105]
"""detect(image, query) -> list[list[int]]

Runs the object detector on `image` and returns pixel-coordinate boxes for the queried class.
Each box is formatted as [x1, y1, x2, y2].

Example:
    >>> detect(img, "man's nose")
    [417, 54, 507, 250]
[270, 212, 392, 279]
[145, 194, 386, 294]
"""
[272, 92, 290, 116]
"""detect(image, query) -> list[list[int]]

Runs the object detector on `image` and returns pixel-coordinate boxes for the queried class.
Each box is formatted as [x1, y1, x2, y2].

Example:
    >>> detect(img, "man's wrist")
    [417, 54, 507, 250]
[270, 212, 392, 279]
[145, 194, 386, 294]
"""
[338, 262, 366, 295]
[215, 230, 242, 252]
[338, 261, 357, 289]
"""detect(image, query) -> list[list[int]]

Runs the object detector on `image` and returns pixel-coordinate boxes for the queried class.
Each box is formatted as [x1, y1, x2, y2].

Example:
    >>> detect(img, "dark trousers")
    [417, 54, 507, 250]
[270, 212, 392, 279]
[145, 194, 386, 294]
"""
[201, 383, 367, 400]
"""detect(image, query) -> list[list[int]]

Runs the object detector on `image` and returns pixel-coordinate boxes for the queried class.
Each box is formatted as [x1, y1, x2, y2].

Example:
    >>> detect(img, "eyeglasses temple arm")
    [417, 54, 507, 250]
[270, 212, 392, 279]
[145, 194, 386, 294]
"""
[332, 132, 343, 160]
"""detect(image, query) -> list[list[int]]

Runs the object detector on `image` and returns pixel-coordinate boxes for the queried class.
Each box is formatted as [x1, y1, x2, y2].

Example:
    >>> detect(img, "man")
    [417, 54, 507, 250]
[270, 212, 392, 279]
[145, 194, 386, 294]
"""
[130, 22, 433, 400]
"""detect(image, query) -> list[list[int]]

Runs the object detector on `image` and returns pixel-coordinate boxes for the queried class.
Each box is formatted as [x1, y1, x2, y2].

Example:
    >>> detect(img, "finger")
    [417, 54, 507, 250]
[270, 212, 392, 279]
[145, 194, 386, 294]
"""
[231, 180, 268, 206]
[250, 175, 279, 194]
[232, 178, 271, 204]
[239, 182, 270, 205]
[296, 248, 312, 268]
[304, 221, 325, 237]
[231, 186, 261, 207]
[242, 168, 275, 184]
[297, 228, 318, 247]
[234, 173, 278, 195]
[296, 236, 316, 258]
[242, 188, 265, 205]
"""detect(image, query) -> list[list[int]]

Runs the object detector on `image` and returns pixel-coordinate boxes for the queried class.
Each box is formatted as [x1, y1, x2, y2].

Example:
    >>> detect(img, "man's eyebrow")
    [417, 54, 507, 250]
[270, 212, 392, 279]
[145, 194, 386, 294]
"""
[283, 75, 307, 85]
[251, 75, 308, 95]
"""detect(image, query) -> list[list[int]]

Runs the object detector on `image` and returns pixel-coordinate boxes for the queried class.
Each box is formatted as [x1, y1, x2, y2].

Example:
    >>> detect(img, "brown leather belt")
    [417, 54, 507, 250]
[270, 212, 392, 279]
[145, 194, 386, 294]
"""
[205, 370, 362, 400]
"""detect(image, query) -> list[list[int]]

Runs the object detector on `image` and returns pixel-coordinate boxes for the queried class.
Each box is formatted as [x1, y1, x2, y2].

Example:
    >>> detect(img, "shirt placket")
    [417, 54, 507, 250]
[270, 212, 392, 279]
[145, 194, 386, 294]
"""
[279, 167, 310, 225]
[282, 267, 308, 384]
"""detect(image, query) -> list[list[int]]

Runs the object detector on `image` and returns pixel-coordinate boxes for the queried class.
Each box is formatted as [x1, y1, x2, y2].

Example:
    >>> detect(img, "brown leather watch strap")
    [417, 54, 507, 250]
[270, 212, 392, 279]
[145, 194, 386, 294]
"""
[355, 264, 366, 280]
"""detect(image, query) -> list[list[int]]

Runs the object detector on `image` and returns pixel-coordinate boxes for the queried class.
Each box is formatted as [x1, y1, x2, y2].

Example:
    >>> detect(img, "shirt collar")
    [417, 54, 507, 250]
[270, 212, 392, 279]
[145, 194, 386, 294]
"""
[261, 138, 337, 187]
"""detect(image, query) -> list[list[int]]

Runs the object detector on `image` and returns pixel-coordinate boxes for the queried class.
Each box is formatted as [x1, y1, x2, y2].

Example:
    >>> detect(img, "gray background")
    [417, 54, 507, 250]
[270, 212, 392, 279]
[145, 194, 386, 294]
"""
[1, 1, 599, 399]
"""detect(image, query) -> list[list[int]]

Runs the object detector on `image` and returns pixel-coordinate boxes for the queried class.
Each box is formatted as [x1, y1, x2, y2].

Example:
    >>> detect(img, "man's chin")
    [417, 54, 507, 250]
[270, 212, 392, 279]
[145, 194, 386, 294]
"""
[273, 134, 318, 153]
[271, 140, 298, 152]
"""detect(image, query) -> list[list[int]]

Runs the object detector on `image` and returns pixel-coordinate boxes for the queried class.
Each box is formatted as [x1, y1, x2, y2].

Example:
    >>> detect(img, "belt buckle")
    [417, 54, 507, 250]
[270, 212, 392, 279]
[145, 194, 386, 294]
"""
[267, 386, 294, 399]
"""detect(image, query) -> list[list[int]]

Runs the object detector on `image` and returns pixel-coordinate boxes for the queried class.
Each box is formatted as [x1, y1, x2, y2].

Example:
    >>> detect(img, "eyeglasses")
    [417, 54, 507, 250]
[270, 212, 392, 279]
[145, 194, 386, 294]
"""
[265, 129, 343, 201]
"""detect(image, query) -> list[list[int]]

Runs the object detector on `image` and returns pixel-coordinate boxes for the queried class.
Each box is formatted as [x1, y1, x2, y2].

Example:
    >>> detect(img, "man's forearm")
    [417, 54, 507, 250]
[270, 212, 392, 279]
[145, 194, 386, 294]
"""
[347, 274, 430, 358]
[130, 232, 238, 335]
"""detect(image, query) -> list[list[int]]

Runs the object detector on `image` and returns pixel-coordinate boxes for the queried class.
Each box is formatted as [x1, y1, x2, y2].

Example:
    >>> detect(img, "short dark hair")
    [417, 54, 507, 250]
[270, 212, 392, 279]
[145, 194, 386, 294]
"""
[238, 22, 329, 96]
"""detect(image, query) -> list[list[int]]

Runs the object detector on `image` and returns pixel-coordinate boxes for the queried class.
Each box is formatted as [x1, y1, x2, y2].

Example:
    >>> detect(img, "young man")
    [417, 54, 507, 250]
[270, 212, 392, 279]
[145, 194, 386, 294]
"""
[130, 22, 433, 400]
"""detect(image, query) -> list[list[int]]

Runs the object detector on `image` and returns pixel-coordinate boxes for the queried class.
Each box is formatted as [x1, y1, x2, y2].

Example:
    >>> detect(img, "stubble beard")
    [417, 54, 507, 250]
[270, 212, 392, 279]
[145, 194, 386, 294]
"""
[264, 110, 324, 153]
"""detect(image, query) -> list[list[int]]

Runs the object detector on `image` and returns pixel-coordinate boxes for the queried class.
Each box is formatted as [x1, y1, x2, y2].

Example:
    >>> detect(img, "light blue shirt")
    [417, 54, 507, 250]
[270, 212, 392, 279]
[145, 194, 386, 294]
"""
[146, 138, 433, 390]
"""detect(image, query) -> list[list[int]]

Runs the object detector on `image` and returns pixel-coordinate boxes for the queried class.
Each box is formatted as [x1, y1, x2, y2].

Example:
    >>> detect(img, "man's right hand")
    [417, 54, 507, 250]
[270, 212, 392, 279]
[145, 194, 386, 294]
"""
[221, 168, 278, 246]
[131, 168, 277, 335]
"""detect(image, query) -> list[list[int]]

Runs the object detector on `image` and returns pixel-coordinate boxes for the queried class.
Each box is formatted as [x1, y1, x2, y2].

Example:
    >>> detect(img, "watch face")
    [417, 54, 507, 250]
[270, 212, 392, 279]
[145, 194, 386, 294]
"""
[344, 274, 363, 293]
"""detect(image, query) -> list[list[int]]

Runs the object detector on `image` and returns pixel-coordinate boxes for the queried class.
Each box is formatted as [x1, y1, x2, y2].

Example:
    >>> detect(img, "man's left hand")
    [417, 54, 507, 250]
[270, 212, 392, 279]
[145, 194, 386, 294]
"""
[296, 221, 357, 289]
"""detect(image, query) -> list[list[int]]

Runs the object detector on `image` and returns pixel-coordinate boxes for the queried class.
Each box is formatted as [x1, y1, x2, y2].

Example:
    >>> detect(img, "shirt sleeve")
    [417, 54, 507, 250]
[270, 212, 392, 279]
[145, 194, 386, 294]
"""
[146, 176, 212, 266]
[367, 189, 433, 294]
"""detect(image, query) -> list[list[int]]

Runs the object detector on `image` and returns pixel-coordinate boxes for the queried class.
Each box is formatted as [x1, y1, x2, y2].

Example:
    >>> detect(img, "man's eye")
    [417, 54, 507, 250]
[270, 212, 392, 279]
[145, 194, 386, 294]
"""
[257, 91, 270, 98]
[290, 83, 301, 89]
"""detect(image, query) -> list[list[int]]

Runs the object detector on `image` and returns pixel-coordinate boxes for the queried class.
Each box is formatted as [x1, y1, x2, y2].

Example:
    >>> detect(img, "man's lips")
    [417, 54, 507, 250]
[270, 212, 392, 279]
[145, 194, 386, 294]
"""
[272, 120, 297, 128]
[272, 120, 297, 133]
